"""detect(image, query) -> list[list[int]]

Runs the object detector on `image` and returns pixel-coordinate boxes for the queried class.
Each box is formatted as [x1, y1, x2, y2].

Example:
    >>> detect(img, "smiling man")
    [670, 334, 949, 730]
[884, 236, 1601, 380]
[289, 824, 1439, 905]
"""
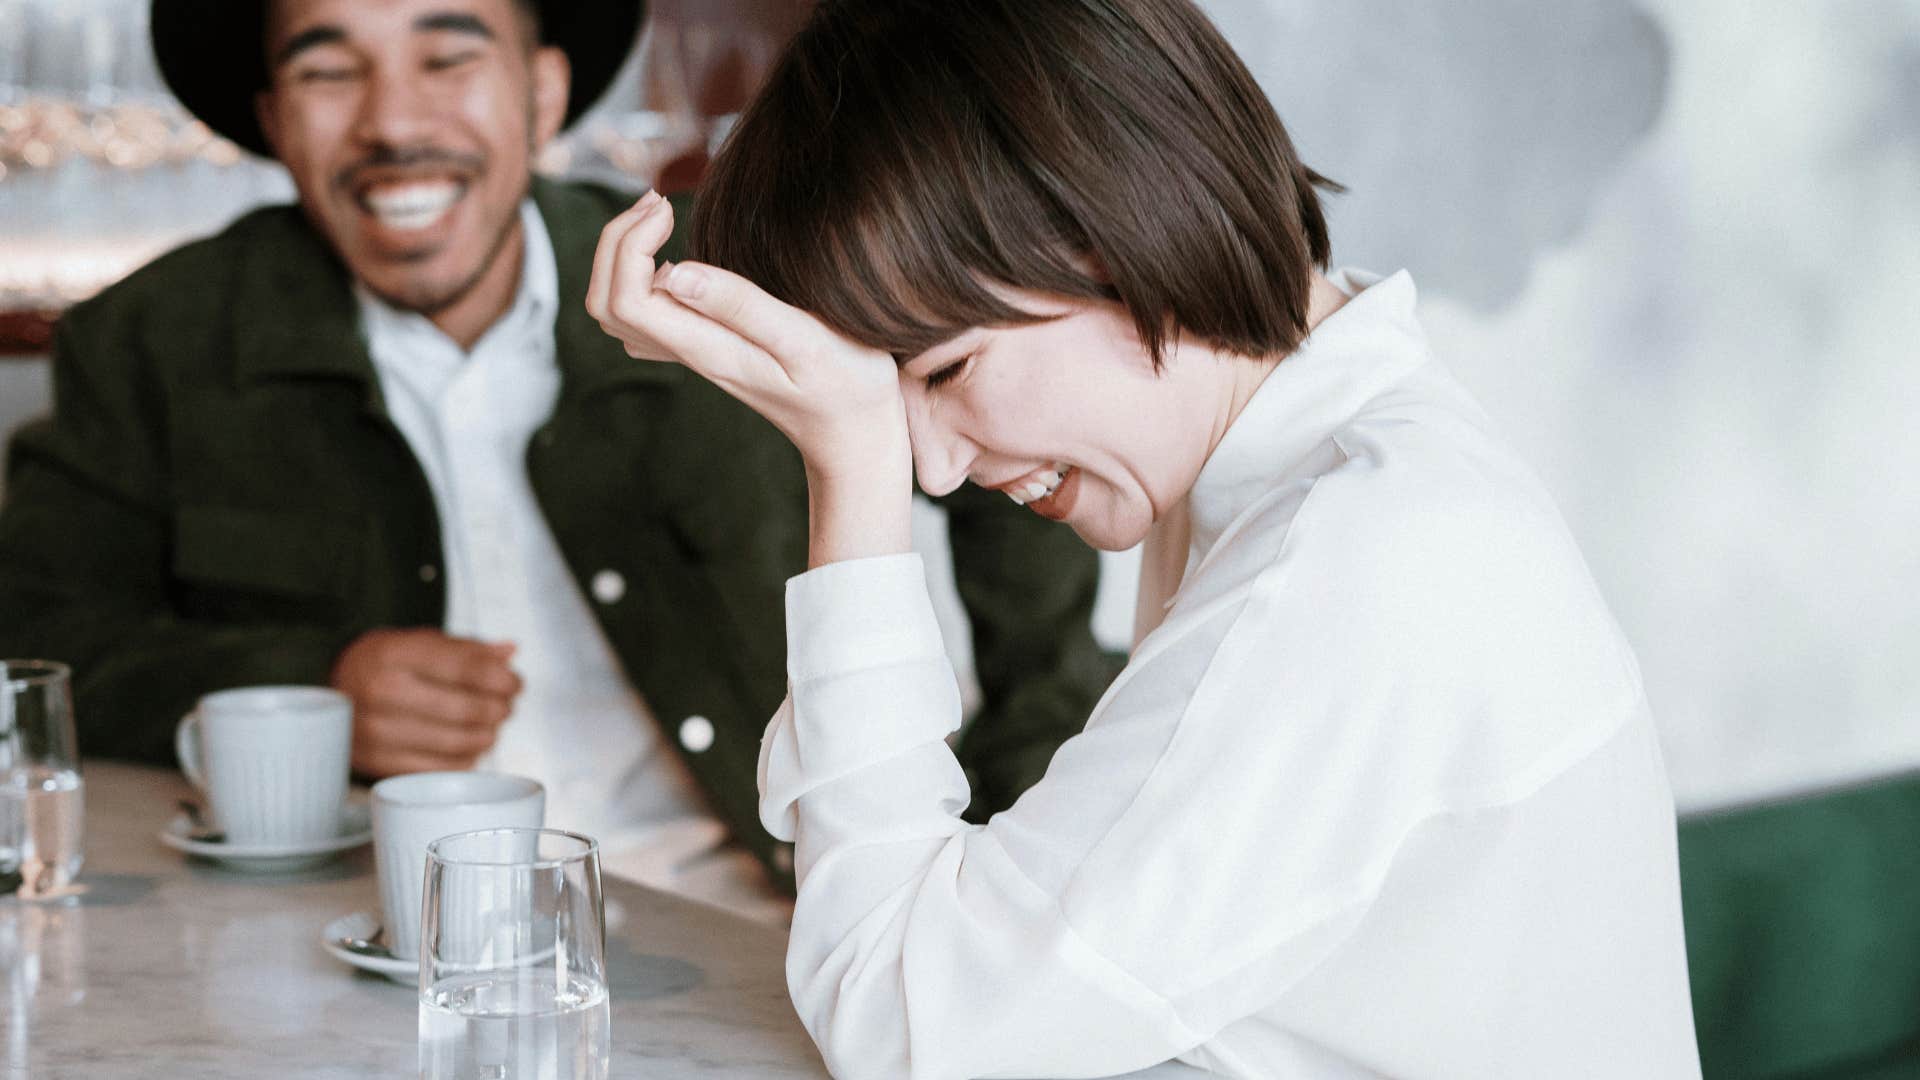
[0, 0, 1119, 918]
[261, 0, 560, 345]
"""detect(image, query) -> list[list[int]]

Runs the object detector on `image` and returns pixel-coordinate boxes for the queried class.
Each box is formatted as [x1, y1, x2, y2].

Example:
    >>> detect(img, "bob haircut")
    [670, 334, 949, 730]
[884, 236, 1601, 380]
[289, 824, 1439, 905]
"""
[690, 0, 1341, 367]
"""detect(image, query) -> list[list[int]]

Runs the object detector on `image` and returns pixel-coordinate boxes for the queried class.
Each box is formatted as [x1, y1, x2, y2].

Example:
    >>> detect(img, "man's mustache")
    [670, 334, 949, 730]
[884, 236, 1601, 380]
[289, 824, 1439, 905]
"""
[334, 145, 487, 190]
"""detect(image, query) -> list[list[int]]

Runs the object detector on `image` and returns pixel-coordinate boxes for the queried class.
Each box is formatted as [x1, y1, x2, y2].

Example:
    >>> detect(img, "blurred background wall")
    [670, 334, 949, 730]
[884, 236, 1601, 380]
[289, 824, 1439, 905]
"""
[1193, 0, 1920, 815]
[2, 0, 1916, 817]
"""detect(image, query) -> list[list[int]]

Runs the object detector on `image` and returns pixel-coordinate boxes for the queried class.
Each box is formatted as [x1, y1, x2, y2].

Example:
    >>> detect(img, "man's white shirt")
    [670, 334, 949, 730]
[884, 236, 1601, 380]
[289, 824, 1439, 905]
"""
[357, 200, 784, 923]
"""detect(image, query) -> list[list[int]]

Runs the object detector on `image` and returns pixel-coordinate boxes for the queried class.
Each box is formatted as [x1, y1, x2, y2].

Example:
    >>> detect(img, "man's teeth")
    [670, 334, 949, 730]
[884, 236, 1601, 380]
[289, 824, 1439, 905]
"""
[1007, 464, 1070, 506]
[364, 182, 462, 230]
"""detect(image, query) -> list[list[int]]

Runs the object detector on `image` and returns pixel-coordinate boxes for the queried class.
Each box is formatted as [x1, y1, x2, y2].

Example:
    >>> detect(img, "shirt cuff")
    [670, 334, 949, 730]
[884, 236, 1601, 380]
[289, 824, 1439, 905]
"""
[785, 553, 948, 682]
[760, 554, 965, 844]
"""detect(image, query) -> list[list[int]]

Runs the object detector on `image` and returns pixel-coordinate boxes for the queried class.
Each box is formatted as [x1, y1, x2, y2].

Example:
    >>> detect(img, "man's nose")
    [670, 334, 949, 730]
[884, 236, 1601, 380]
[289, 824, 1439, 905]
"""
[352, 67, 436, 147]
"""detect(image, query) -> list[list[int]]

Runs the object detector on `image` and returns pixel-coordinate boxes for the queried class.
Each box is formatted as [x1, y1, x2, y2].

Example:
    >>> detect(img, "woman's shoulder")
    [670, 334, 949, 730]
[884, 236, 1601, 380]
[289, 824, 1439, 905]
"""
[1164, 405, 1647, 778]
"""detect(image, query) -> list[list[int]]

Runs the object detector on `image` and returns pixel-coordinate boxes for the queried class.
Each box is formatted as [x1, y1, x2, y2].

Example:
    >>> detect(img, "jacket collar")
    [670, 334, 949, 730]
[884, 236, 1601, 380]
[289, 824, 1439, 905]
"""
[230, 177, 682, 396]
[535, 177, 684, 398]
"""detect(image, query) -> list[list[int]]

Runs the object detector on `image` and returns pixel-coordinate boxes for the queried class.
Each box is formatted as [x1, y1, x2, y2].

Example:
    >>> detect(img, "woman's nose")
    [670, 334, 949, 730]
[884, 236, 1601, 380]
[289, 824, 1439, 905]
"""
[903, 385, 975, 498]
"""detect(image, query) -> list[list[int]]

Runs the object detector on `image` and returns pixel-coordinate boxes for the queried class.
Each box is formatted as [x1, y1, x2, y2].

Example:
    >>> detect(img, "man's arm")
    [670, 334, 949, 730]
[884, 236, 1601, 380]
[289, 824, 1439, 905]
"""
[939, 481, 1125, 822]
[0, 316, 366, 764]
[0, 311, 520, 774]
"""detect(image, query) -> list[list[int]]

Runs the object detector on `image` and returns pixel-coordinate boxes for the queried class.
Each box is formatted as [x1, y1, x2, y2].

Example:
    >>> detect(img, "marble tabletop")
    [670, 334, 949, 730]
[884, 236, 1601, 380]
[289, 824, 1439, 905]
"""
[3, 761, 1204, 1079]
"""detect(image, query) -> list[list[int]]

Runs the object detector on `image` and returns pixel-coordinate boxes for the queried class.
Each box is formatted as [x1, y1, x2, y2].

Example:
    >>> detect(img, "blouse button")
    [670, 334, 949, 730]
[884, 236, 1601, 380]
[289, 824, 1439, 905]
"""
[418, 563, 439, 583]
[678, 715, 715, 754]
[772, 844, 794, 873]
[590, 569, 626, 605]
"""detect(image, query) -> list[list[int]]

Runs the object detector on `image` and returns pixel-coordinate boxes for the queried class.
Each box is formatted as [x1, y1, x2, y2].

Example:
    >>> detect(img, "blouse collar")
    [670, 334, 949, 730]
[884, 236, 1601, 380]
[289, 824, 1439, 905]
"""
[1185, 268, 1431, 564]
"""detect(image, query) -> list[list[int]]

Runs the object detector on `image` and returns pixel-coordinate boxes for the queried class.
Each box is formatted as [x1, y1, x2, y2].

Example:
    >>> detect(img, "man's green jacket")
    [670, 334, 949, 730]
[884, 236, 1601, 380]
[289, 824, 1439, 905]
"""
[0, 178, 1119, 886]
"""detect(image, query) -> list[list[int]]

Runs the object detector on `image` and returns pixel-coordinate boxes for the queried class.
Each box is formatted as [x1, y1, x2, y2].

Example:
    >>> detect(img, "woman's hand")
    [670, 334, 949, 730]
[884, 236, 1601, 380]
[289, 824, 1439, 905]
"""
[586, 192, 913, 566]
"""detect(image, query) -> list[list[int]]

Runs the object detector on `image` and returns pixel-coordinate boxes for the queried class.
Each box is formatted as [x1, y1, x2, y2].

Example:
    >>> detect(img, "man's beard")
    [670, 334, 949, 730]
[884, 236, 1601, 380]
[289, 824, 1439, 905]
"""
[341, 106, 539, 317]
[369, 196, 526, 317]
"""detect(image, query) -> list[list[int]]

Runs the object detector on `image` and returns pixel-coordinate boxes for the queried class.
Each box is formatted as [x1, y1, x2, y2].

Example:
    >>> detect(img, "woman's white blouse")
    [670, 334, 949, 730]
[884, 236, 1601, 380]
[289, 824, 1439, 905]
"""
[757, 270, 1701, 1079]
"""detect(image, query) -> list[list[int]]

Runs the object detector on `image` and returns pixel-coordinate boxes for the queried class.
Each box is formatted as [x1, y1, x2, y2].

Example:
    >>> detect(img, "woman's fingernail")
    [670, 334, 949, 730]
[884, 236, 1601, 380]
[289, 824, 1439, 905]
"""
[664, 264, 705, 300]
[638, 188, 661, 208]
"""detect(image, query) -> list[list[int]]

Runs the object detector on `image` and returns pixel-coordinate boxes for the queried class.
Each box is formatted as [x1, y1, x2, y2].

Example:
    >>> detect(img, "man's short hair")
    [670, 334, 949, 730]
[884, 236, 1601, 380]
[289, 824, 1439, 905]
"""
[510, 0, 542, 49]
[690, 0, 1341, 366]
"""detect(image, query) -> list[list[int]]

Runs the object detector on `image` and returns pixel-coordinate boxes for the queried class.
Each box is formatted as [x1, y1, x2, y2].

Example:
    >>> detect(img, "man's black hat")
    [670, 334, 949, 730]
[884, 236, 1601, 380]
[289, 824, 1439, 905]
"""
[150, 0, 645, 158]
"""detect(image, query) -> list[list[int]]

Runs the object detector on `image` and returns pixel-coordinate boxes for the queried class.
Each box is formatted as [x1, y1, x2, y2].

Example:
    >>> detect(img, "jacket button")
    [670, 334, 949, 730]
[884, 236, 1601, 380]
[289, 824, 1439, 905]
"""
[678, 715, 715, 753]
[590, 569, 626, 605]
[772, 843, 794, 874]
[418, 563, 438, 583]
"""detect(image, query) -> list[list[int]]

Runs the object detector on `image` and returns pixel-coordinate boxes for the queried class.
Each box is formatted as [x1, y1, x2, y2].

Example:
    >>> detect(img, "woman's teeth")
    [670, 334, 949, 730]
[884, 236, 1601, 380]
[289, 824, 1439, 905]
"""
[364, 181, 462, 231]
[1007, 464, 1070, 506]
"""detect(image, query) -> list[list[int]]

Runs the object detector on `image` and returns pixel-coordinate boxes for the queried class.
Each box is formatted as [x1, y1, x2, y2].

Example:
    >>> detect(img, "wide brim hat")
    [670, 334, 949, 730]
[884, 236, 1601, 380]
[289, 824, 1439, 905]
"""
[151, 0, 645, 158]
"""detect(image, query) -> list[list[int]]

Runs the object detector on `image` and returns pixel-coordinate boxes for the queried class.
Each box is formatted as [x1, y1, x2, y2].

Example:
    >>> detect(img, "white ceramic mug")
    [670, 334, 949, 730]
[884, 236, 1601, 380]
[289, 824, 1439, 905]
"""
[370, 772, 545, 965]
[174, 686, 353, 846]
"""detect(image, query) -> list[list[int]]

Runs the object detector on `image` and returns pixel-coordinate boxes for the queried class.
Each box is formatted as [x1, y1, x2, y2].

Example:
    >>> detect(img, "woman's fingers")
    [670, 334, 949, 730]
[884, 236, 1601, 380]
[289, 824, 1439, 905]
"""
[638, 293, 793, 399]
[585, 189, 662, 323]
[603, 201, 679, 348]
[587, 210, 905, 476]
[658, 261, 829, 375]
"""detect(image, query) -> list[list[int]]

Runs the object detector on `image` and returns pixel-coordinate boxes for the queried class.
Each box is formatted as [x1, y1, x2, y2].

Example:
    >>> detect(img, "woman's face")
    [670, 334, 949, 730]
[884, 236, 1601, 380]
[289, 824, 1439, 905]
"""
[899, 290, 1232, 551]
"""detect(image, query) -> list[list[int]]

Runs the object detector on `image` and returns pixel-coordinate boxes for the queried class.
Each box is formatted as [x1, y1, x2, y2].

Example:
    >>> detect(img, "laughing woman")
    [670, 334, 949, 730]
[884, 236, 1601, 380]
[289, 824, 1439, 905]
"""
[587, 0, 1700, 1076]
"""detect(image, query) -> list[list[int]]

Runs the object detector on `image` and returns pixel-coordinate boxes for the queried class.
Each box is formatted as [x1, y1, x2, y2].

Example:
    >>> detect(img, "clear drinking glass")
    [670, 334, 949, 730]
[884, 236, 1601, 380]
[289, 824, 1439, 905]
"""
[419, 828, 608, 1080]
[1, 660, 84, 899]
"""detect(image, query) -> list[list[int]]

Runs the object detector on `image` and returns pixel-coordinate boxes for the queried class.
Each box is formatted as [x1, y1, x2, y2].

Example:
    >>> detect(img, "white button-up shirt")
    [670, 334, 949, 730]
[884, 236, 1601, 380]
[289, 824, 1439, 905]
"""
[357, 202, 780, 922]
[759, 270, 1700, 1078]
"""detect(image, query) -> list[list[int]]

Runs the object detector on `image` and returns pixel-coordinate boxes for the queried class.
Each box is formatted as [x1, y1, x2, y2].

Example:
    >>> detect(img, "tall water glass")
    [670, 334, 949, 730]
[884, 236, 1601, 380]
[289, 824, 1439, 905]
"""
[419, 828, 608, 1080]
[1, 660, 84, 898]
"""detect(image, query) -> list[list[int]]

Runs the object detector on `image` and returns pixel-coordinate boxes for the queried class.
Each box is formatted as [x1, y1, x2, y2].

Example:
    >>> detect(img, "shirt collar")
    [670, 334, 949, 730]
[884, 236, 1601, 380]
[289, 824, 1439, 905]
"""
[1185, 268, 1431, 562]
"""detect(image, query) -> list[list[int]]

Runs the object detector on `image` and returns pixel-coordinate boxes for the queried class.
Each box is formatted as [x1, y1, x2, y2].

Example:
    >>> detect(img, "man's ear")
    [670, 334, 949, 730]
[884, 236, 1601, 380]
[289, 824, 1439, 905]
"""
[530, 45, 570, 149]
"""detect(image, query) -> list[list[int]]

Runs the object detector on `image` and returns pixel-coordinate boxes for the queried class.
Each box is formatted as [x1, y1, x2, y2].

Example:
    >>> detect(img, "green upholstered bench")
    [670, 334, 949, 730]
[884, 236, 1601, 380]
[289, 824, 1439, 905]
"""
[1680, 771, 1920, 1078]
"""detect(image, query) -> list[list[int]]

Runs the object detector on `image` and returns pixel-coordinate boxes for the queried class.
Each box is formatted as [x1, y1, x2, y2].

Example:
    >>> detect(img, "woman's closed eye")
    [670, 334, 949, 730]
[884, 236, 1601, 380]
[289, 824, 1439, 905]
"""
[923, 354, 973, 390]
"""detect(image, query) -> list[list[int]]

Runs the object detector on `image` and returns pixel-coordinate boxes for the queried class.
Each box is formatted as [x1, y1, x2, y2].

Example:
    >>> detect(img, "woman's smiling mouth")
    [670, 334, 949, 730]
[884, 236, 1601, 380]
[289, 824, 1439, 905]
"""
[999, 462, 1071, 506]
[990, 463, 1081, 520]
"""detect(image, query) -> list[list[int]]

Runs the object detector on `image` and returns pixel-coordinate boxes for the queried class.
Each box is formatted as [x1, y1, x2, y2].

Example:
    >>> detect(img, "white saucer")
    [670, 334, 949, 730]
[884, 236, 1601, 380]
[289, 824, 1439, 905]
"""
[158, 801, 372, 871]
[321, 910, 417, 984]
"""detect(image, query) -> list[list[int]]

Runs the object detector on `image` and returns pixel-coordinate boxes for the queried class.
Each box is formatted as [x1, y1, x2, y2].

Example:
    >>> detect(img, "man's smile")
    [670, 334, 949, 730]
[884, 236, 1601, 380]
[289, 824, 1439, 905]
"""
[356, 178, 468, 232]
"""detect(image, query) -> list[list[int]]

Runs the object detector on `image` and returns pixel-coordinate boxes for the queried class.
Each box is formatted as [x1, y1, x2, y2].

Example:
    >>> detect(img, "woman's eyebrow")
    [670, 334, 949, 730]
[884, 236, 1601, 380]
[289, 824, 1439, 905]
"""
[899, 338, 967, 371]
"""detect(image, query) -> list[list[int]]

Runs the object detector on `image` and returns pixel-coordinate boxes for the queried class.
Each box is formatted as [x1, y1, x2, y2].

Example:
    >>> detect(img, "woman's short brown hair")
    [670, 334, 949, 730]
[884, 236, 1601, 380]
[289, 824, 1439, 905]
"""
[689, 0, 1340, 366]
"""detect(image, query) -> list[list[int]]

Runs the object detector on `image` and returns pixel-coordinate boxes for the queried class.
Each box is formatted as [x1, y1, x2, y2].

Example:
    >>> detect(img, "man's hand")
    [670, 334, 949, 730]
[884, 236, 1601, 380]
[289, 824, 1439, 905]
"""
[329, 628, 522, 777]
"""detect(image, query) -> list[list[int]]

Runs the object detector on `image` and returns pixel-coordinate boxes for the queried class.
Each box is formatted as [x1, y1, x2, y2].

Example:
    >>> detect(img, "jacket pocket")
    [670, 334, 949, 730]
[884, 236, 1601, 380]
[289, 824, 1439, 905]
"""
[171, 505, 363, 614]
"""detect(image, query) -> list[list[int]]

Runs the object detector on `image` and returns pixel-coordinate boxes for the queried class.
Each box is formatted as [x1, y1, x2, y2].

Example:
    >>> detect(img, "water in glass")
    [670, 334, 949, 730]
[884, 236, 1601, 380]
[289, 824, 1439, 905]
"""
[0, 764, 84, 895]
[420, 971, 610, 1080]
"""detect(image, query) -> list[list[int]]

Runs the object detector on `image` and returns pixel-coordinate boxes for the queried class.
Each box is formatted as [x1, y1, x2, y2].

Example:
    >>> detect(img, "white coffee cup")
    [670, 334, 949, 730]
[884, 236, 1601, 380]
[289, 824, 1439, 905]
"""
[371, 772, 545, 965]
[174, 685, 354, 846]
